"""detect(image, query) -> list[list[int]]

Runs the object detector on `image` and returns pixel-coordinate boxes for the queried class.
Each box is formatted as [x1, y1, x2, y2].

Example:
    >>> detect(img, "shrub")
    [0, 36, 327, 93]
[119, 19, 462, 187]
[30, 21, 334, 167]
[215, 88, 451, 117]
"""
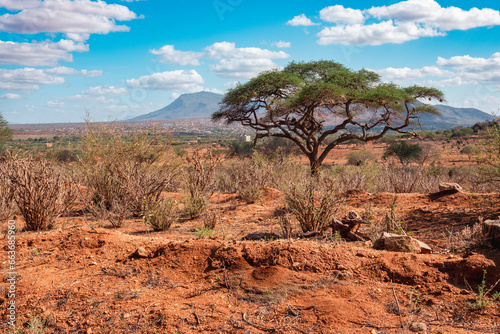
[383, 141, 422, 166]
[0, 160, 16, 222]
[79, 120, 179, 224]
[6, 157, 76, 231]
[184, 148, 221, 218]
[142, 197, 177, 231]
[238, 184, 263, 204]
[285, 178, 341, 233]
[347, 149, 375, 166]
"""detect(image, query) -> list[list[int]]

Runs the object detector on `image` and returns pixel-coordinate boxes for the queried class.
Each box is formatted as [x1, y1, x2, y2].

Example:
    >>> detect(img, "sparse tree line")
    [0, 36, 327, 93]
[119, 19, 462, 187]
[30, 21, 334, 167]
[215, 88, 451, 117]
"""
[0, 60, 499, 237]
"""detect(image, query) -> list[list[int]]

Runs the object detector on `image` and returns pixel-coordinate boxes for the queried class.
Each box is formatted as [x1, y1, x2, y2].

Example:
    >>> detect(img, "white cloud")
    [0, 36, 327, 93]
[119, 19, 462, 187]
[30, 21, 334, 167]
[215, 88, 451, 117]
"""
[205, 41, 289, 60]
[422, 77, 472, 87]
[44, 66, 102, 77]
[205, 41, 289, 79]
[0, 0, 40, 11]
[0, 93, 22, 99]
[0, 68, 65, 91]
[436, 53, 500, 85]
[272, 41, 291, 48]
[320, 5, 365, 25]
[310, 0, 500, 46]
[223, 81, 239, 88]
[0, 39, 88, 66]
[150, 45, 202, 66]
[0, 0, 138, 38]
[83, 85, 128, 97]
[209, 58, 279, 79]
[286, 14, 319, 26]
[367, 0, 500, 31]
[318, 21, 443, 46]
[373, 66, 454, 80]
[126, 70, 205, 90]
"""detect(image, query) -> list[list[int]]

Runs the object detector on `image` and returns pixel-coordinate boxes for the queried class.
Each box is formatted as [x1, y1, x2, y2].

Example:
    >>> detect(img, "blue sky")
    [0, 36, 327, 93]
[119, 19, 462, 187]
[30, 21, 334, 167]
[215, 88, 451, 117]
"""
[1, 0, 500, 123]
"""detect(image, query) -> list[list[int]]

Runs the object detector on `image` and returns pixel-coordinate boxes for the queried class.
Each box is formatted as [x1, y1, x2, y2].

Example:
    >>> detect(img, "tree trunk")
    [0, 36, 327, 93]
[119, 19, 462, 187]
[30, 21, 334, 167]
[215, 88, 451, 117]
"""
[309, 158, 321, 176]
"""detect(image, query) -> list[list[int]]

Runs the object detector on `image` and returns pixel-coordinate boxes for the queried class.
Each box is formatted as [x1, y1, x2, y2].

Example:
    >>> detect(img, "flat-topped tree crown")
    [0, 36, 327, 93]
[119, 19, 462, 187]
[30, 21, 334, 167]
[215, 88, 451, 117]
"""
[212, 60, 444, 175]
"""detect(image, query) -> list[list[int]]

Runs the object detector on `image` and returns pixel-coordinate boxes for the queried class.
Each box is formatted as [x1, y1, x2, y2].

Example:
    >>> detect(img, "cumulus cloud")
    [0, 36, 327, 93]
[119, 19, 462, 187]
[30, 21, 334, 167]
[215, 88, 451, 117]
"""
[366, 0, 500, 31]
[286, 14, 318, 26]
[0, 0, 40, 10]
[126, 70, 205, 91]
[318, 20, 443, 46]
[0, 39, 88, 66]
[373, 66, 454, 80]
[373, 52, 500, 89]
[204, 41, 289, 79]
[272, 41, 291, 48]
[83, 85, 128, 96]
[0, 68, 65, 91]
[0, 93, 22, 99]
[0, 66, 102, 92]
[308, 0, 500, 46]
[150, 45, 202, 66]
[320, 5, 365, 25]
[0, 0, 139, 39]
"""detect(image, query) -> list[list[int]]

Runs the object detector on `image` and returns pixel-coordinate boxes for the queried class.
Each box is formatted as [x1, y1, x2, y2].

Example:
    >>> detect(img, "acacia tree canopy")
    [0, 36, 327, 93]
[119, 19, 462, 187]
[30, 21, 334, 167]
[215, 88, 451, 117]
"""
[212, 60, 444, 174]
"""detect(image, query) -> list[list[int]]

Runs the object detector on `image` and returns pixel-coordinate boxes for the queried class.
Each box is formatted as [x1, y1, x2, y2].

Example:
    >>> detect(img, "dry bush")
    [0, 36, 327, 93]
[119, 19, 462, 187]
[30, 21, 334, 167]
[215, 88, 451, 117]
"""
[444, 222, 487, 252]
[378, 161, 423, 193]
[142, 197, 177, 231]
[78, 120, 179, 225]
[285, 178, 341, 233]
[6, 157, 76, 231]
[184, 148, 221, 218]
[0, 160, 16, 222]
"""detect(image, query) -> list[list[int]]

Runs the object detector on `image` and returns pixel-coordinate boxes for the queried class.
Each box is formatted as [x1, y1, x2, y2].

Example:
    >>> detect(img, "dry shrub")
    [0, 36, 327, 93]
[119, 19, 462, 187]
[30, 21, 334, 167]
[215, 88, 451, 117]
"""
[142, 197, 177, 231]
[444, 222, 487, 252]
[285, 178, 341, 233]
[202, 210, 218, 230]
[378, 161, 423, 193]
[79, 120, 179, 226]
[6, 157, 76, 231]
[0, 160, 16, 221]
[184, 148, 221, 218]
[238, 184, 263, 203]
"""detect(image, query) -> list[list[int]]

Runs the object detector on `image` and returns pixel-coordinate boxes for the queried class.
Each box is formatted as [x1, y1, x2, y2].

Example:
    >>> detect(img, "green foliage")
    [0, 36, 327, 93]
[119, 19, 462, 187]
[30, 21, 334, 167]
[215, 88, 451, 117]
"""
[466, 270, 500, 310]
[347, 149, 375, 166]
[0, 112, 13, 151]
[227, 140, 254, 157]
[476, 118, 500, 188]
[383, 141, 422, 166]
[194, 226, 215, 239]
[460, 145, 479, 160]
[184, 191, 209, 219]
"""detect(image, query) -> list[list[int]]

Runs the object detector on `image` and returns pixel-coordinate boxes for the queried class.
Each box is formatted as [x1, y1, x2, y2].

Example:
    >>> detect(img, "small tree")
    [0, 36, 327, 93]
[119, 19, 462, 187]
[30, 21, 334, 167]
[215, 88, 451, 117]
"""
[0, 112, 13, 151]
[383, 141, 423, 166]
[213, 60, 444, 175]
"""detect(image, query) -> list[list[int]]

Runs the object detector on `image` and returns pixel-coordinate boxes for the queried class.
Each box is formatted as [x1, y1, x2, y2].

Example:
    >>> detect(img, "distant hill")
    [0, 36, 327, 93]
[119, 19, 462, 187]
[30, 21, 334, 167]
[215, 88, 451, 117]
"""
[132, 92, 494, 129]
[418, 104, 495, 130]
[131, 92, 223, 121]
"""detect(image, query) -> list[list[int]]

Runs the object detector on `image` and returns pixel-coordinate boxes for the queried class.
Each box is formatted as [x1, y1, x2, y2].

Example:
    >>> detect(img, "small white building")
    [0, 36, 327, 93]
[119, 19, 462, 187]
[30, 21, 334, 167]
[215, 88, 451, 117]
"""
[237, 135, 252, 142]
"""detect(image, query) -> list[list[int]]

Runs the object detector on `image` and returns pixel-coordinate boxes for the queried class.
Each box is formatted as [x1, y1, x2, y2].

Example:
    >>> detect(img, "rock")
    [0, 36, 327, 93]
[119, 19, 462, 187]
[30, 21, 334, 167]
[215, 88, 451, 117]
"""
[373, 232, 432, 254]
[483, 219, 500, 247]
[438, 182, 462, 193]
[134, 247, 149, 258]
[409, 322, 427, 332]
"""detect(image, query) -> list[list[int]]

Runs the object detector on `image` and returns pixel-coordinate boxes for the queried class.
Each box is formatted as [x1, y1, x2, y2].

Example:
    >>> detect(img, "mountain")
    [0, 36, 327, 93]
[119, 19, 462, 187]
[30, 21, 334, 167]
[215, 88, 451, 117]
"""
[418, 104, 495, 130]
[132, 92, 494, 130]
[132, 92, 223, 121]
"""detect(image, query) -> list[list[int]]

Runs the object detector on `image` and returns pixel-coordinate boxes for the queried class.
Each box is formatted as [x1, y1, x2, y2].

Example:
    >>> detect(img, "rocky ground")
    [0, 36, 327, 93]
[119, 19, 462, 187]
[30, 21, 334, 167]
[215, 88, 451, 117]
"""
[1, 188, 500, 333]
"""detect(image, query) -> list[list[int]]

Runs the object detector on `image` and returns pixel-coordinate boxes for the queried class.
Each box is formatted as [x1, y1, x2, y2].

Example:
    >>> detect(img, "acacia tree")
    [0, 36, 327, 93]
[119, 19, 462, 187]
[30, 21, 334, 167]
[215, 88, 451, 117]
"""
[212, 61, 444, 175]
